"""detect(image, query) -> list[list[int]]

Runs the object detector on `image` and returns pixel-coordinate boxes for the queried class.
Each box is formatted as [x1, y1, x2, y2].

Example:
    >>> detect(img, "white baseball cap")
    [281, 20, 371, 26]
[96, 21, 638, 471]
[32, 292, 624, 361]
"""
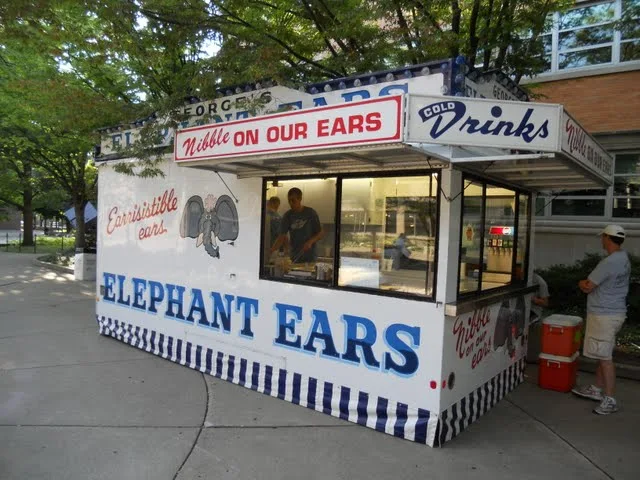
[600, 224, 625, 239]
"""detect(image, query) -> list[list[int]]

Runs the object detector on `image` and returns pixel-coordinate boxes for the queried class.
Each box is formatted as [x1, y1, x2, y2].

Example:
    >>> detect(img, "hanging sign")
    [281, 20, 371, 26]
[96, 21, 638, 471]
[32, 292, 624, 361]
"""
[174, 96, 403, 163]
[561, 111, 613, 178]
[405, 95, 560, 152]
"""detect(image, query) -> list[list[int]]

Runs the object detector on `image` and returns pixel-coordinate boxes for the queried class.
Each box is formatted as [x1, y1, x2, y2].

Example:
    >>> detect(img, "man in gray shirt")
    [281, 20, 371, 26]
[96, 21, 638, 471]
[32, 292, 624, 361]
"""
[271, 188, 324, 264]
[531, 272, 550, 324]
[572, 225, 630, 415]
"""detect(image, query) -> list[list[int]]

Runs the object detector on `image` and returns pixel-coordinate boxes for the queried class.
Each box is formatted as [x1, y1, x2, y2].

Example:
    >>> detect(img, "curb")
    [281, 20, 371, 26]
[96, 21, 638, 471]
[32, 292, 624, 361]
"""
[579, 356, 640, 382]
[33, 257, 75, 275]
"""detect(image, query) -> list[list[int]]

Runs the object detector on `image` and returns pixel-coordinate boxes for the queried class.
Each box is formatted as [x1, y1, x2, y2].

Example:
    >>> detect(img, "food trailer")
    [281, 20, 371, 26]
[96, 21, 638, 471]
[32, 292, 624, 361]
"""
[95, 59, 612, 446]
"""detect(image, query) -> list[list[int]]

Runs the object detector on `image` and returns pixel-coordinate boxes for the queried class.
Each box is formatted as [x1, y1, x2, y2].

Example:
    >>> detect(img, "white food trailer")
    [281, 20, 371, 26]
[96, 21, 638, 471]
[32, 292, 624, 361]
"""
[95, 59, 612, 446]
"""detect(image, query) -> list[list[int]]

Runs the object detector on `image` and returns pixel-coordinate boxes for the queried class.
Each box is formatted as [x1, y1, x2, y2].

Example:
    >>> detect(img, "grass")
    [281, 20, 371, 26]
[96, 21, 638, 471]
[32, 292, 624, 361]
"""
[618, 323, 640, 355]
[0, 234, 75, 254]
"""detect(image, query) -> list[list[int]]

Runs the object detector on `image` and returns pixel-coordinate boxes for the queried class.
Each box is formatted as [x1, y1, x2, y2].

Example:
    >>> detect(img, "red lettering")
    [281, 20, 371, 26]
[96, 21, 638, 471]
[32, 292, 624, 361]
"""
[348, 115, 364, 133]
[317, 119, 330, 137]
[181, 128, 230, 158]
[138, 220, 168, 240]
[107, 207, 118, 235]
[366, 112, 382, 132]
[106, 189, 178, 236]
[453, 307, 491, 361]
[182, 137, 196, 157]
[295, 122, 308, 140]
[331, 117, 347, 135]
[266, 126, 279, 142]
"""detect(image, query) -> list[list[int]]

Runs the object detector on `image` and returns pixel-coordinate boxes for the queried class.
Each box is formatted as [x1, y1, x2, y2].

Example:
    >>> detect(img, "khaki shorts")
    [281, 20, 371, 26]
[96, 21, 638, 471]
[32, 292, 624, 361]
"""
[583, 313, 626, 360]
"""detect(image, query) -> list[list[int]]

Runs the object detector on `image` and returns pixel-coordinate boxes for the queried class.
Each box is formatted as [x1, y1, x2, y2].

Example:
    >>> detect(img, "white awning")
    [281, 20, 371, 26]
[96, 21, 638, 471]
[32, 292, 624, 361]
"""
[174, 94, 613, 191]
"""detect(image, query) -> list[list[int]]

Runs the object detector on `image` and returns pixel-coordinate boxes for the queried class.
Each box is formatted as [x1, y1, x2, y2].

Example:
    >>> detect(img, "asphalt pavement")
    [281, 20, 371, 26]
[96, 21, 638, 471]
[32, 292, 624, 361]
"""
[1, 252, 639, 480]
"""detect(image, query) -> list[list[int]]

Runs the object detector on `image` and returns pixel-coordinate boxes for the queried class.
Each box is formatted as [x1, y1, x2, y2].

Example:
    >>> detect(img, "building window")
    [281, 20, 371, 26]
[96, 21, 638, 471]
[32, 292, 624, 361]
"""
[537, 0, 640, 74]
[458, 178, 531, 297]
[550, 189, 607, 216]
[261, 172, 439, 300]
[613, 152, 640, 217]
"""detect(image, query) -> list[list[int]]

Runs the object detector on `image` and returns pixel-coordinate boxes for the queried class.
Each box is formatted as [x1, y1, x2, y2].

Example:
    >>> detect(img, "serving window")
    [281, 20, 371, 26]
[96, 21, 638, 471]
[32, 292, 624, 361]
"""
[458, 178, 531, 297]
[261, 171, 439, 300]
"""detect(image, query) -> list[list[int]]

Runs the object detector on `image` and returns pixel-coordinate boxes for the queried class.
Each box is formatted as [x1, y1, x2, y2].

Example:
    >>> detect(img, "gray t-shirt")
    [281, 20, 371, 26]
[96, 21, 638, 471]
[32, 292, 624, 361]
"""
[267, 210, 281, 247]
[587, 250, 630, 314]
[531, 273, 550, 321]
[281, 206, 322, 263]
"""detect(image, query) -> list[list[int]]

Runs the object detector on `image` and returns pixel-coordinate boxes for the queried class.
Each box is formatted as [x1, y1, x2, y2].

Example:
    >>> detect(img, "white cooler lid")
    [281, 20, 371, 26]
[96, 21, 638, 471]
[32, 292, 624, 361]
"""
[542, 314, 583, 327]
[539, 351, 579, 362]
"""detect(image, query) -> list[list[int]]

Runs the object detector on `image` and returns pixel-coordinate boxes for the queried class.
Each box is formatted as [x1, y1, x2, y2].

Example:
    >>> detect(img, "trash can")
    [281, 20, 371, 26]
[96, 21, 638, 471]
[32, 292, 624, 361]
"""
[74, 248, 97, 281]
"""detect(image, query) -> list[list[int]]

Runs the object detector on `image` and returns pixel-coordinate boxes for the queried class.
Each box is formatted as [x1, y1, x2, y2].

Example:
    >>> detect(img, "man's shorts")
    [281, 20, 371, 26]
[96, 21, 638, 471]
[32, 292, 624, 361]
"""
[583, 313, 626, 360]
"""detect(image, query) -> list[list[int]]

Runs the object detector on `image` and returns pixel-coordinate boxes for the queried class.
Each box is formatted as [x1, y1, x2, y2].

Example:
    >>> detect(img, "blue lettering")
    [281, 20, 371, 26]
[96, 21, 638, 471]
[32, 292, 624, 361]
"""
[210, 291, 234, 332]
[274, 303, 302, 349]
[131, 277, 147, 310]
[379, 83, 408, 96]
[419, 101, 549, 143]
[303, 309, 339, 358]
[103, 272, 116, 302]
[111, 134, 122, 150]
[383, 324, 421, 376]
[341, 90, 370, 102]
[148, 280, 164, 314]
[186, 288, 207, 326]
[236, 296, 258, 338]
[312, 97, 327, 107]
[165, 283, 186, 320]
[117, 274, 131, 306]
[341, 314, 380, 368]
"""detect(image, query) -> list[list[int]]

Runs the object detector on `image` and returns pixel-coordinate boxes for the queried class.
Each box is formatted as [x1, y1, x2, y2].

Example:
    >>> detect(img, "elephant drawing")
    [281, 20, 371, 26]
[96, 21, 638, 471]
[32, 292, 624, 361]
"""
[493, 297, 526, 359]
[180, 194, 239, 258]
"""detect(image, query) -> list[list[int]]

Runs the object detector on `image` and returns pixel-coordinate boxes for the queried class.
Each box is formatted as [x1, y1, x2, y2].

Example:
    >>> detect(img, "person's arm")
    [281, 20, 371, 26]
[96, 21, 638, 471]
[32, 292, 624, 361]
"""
[302, 209, 324, 252]
[532, 296, 549, 307]
[303, 227, 324, 251]
[270, 213, 290, 254]
[580, 258, 610, 294]
[271, 234, 287, 254]
[578, 278, 597, 294]
[533, 274, 550, 306]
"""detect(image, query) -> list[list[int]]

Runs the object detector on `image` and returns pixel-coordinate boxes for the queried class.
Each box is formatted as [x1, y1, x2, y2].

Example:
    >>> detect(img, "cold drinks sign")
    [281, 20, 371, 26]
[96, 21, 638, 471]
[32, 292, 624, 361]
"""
[174, 96, 403, 162]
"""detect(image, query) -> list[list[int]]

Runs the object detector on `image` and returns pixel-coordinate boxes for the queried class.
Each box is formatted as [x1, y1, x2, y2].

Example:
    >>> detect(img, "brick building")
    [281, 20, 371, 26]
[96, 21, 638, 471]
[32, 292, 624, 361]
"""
[521, 0, 640, 267]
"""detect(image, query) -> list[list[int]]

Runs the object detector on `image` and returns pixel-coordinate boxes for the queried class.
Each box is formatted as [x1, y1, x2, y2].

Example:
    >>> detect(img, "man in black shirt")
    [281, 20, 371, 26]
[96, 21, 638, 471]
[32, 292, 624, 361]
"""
[271, 188, 324, 263]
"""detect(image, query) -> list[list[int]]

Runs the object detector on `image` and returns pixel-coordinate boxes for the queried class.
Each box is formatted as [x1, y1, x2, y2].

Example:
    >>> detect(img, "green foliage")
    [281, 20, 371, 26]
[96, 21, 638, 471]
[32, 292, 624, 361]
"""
[537, 253, 640, 325]
[1, 0, 579, 179]
[2, 234, 74, 254]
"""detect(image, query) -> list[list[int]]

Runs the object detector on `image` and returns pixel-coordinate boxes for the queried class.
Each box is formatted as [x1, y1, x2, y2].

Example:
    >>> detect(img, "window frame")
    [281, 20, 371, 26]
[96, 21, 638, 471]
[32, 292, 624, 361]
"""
[535, 0, 640, 74]
[456, 175, 532, 299]
[612, 151, 640, 217]
[259, 169, 441, 302]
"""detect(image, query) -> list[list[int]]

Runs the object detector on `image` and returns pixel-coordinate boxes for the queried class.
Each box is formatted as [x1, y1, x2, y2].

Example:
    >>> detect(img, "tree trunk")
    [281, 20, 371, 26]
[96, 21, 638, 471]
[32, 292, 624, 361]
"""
[74, 201, 87, 251]
[21, 162, 34, 246]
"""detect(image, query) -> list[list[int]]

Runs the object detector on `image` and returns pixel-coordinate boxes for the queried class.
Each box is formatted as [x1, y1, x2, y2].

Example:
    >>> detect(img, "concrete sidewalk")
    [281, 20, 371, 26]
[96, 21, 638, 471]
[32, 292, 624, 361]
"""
[1, 253, 638, 480]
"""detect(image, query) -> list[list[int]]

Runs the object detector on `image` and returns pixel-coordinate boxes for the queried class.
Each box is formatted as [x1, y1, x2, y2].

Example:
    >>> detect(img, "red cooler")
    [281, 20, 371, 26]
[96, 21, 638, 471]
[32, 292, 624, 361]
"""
[538, 352, 579, 392]
[541, 314, 582, 357]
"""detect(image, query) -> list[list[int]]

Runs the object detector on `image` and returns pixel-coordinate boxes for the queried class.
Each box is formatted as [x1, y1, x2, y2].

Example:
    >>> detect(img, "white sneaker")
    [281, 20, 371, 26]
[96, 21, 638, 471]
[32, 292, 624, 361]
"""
[593, 396, 619, 415]
[571, 384, 603, 401]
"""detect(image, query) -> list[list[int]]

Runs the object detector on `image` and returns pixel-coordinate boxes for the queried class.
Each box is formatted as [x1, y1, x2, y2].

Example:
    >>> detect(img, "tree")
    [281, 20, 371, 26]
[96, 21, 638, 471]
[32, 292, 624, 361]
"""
[2, 0, 577, 186]
[0, 3, 142, 248]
